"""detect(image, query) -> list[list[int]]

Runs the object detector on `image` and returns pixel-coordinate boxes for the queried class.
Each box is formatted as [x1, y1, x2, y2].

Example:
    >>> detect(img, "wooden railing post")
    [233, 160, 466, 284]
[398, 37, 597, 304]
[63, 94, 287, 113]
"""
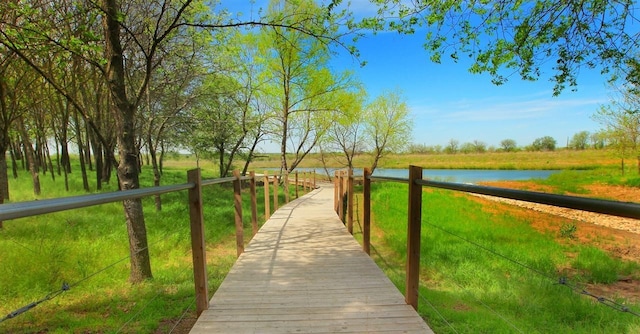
[307, 171, 310, 191]
[249, 171, 258, 236]
[273, 175, 279, 211]
[338, 171, 345, 222]
[406, 165, 423, 310]
[233, 170, 244, 257]
[363, 167, 371, 255]
[284, 172, 290, 203]
[333, 171, 340, 213]
[187, 169, 208, 316]
[303, 172, 308, 193]
[295, 171, 299, 199]
[313, 171, 316, 189]
[347, 168, 354, 234]
[264, 171, 270, 221]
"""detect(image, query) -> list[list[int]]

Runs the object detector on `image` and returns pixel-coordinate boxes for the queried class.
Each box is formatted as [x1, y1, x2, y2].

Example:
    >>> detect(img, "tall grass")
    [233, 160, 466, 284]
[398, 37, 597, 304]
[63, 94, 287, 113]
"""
[249, 149, 624, 170]
[366, 182, 640, 333]
[0, 163, 298, 333]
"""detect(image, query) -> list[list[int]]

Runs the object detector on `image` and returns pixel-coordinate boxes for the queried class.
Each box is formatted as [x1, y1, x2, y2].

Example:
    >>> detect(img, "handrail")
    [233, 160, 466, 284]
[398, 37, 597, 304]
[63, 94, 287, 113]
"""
[0, 176, 258, 222]
[0, 183, 195, 221]
[202, 176, 239, 186]
[417, 179, 640, 219]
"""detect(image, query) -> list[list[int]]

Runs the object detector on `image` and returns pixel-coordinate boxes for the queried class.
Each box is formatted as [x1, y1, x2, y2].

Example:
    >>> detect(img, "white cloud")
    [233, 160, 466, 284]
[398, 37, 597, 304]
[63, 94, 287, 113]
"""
[412, 93, 607, 123]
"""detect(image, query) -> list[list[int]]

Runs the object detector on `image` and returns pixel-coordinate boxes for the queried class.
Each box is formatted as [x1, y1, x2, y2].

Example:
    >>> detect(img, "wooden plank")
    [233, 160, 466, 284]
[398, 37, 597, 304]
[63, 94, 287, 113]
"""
[189, 183, 432, 333]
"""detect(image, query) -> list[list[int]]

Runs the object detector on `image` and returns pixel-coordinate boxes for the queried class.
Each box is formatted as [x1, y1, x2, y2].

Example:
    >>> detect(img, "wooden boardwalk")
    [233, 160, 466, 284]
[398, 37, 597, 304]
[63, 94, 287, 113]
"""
[189, 184, 432, 333]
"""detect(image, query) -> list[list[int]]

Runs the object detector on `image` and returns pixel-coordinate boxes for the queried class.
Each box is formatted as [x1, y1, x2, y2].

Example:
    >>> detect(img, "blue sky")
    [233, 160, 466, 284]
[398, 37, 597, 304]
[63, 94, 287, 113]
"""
[332, 30, 611, 149]
[222, 1, 614, 150]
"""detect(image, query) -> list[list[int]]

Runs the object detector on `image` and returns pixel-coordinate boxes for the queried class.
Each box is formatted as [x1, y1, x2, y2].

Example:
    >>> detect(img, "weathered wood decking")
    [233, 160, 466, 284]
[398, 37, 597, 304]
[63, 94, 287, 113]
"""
[189, 184, 432, 333]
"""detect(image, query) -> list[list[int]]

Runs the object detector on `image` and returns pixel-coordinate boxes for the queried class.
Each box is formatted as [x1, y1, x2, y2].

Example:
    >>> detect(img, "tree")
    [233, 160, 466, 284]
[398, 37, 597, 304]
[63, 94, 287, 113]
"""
[531, 136, 557, 151]
[444, 139, 459, 154]
[321, 89, 366, 169]
[569, 131, 590, 150]
[590, 131, 608, 149]
[500, 139, 517, 152]
[472, 140, 487, 153]
[358, 1, 640, 95]
[460, 142, 475, 154]
[593, 59, 640, 173]
[593, 107, 640, 172]
[363, 89, 412, 173]
[260, 0, 355, 174]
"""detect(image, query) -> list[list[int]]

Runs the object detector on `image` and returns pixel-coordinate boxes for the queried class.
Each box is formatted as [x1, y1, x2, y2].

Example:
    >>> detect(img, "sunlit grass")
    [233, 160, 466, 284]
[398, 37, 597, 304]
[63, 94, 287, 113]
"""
[0, 161, 304, 333]
[364, 182, 640, 333]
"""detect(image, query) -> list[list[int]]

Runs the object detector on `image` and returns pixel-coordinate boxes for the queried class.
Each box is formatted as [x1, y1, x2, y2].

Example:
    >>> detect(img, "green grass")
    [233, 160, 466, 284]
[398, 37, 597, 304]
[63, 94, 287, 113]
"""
[366, 182, 640, 333]
[528, 167, 640, 196]
[0, 163, 304, 333]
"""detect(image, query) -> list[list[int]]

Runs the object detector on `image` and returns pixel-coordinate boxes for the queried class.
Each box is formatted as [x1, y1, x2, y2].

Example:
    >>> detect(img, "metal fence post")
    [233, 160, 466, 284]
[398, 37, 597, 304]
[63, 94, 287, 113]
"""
[406, 165, 423, 310]
[187, 169, 208, 316]
[233, 170, 244, 257]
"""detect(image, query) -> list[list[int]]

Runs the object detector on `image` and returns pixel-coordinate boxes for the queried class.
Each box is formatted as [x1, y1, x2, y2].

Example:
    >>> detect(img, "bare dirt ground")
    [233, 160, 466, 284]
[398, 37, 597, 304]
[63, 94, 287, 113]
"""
[475, 180, 640, 302]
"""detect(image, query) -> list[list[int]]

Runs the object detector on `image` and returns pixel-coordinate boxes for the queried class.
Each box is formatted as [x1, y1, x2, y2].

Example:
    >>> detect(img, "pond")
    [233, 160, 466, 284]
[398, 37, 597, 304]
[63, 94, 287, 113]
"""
[289, 168, 560, 184]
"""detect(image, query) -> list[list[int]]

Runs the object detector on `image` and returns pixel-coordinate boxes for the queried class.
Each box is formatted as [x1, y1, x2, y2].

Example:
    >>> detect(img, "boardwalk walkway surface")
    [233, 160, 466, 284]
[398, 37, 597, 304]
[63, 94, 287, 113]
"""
[189, 184, 433, 333]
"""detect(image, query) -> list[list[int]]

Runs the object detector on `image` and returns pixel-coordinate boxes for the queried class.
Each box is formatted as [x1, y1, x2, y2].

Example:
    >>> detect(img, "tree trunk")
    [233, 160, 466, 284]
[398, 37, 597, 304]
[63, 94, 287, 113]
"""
[0, 153, 4, 229]
[147, 135, 162, 211]
[280, 113, 289, 176]
[74, 109, 90, 192]
[17, 117, 40, 195]
[44, 140, 55, 181]
[0, 145, 8, 229]
[103, 0, 152, 283]
[0, 146, 9, 202]
[9, 140, 18, 179]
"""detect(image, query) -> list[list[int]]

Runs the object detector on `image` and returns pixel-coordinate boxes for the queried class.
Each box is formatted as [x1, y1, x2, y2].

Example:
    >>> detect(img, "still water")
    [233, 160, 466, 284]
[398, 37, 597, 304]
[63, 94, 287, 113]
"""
[291, 168, 559, 184]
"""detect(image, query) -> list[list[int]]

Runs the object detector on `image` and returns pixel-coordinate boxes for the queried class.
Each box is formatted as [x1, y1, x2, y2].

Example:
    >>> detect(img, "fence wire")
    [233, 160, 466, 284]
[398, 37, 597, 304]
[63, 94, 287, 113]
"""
[423, 220, 640, 318]
[368, 242, 460, 333]
[1, 229, 179, 324]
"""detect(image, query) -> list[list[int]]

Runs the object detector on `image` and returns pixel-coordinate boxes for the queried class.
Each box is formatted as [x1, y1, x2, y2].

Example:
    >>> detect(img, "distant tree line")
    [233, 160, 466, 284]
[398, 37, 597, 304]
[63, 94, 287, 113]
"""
[407, 131, 613, 155]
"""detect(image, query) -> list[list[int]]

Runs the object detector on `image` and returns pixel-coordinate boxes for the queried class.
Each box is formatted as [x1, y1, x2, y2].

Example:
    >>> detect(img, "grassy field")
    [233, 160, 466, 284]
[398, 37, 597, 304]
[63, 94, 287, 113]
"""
[246, 149, 628, 170]
[359, 182, 640, 333]
[0, 164, 306, 333]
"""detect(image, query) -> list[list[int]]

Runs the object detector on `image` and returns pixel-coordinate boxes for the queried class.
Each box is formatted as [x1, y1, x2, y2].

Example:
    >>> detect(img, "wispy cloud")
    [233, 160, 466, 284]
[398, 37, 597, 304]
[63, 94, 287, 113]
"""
[411, 92, 607, 123]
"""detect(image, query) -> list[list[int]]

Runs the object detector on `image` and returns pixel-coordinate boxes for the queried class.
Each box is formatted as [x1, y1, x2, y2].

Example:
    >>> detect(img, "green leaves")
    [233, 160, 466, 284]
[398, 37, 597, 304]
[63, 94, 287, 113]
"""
[358, 0, 639, 95]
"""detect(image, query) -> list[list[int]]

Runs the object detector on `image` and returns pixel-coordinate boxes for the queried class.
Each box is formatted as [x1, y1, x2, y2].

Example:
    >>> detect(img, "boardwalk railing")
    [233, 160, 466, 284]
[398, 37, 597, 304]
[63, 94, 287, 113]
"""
[335, 165, 640, 310]
[0, 169, 316, 321]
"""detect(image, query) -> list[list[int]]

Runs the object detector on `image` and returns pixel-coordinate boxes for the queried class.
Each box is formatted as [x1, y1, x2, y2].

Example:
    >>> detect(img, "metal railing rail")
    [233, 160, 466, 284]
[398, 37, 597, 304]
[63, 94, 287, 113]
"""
[417, 179, 640, 219]
[0, 183, 195, 222]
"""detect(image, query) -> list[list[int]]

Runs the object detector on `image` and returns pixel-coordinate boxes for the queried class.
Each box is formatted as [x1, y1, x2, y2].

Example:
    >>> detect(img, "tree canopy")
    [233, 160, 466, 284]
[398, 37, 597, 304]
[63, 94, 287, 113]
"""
[353, 0, 640, 95]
